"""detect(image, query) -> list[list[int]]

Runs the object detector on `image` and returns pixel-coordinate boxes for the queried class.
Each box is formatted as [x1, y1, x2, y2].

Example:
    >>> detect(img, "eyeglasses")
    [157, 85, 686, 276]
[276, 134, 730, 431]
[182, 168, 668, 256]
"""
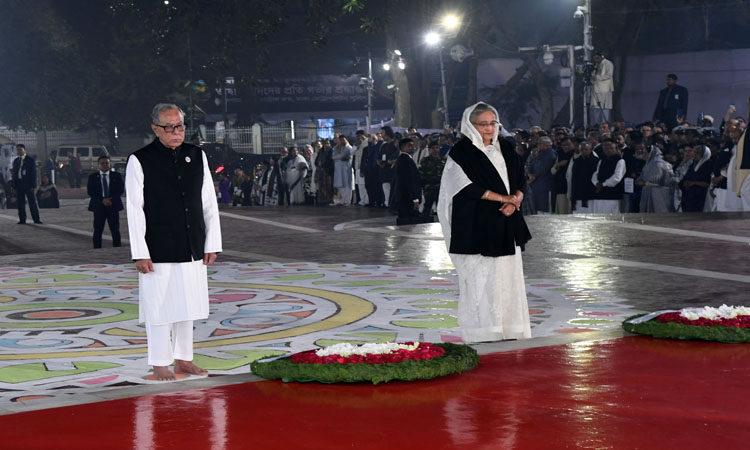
[472, 121, 499, 129]
[154, 123, 185, 134]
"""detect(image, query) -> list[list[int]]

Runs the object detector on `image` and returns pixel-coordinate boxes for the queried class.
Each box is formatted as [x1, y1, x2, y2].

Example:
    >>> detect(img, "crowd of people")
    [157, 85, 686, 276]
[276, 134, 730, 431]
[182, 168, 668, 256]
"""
[222, 126, 449, 223]
[512, 102, 749, 215]
[220, 100, 750, 218]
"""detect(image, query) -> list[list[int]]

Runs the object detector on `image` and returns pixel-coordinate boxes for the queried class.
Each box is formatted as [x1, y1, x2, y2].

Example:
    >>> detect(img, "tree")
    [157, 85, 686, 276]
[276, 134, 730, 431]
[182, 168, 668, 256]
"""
[0, 0, 94, 130]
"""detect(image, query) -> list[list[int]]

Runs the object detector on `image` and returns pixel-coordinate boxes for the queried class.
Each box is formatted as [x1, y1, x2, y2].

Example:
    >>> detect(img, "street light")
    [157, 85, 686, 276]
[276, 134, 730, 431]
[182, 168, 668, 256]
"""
[441, 14, 460, 31]
[383, 49, 405, 72]
[425, 31, 450, 126]
[424, 31, 441, 47]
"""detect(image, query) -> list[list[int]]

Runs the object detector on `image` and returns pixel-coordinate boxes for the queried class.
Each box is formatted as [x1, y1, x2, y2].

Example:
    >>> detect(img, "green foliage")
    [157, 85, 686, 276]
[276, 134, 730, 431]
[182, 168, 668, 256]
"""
[622, 314, 750, 344]
[342, 0, 365, 14]
[250, 343, 480, 384]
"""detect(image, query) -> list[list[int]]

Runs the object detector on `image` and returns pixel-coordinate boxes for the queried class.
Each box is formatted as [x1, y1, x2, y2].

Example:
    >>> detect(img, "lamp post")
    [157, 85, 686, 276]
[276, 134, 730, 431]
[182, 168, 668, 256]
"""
[575, 0, 593, 126]
[425, 32, 450, 126]
[366, 52, 373, 132]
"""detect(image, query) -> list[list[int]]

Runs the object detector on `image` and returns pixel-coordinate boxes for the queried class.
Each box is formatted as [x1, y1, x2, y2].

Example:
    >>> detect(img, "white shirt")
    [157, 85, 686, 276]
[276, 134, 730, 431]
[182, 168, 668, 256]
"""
[17, 155, 25, 178]
[592, 158, 626, 187]
[99, 171, 109, 196]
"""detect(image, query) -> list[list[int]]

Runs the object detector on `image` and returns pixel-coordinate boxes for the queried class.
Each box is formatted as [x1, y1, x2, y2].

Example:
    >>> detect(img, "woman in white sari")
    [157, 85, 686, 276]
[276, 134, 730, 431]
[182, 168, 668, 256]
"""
[438, 102, 532, 343]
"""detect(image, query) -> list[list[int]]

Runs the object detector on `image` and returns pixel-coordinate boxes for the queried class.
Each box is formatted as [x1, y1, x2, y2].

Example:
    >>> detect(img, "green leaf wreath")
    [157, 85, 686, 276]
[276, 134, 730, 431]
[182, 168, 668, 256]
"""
[250, 343, 480, 385]
[623, 314, 750, 343]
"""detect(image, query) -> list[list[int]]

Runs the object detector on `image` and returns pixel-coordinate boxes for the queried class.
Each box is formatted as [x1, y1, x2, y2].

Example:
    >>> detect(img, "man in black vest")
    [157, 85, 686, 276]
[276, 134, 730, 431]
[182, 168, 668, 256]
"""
[394, 137, 422, 225]
[87, 156, 124, 248]
[591, 139, 626, 213]
[11, 144, 42, 224]
[126, 103, 222, 381]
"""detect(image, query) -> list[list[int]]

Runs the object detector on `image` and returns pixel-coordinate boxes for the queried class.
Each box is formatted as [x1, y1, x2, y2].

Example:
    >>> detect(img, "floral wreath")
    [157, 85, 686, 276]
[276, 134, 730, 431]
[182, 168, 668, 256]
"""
[623, 305, 750, 343]
[250, 342, 479, 384]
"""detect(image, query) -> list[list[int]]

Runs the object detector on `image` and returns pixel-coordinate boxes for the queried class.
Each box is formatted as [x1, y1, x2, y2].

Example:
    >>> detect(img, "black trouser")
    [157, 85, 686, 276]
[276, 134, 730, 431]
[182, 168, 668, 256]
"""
[17, 187, 40, 223]
[396, 200, 420, 225]
[423, 191, 439, 215]
[92, 208, 121, 248]
[364, 172, 383, 205]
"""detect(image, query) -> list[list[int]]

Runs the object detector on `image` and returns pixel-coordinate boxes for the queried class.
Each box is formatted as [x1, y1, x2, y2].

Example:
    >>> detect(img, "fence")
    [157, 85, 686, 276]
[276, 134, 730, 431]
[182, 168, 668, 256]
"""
[0, 129, 107, 156]
[1, 121, 376, 160]
[188, 122, 362, 155]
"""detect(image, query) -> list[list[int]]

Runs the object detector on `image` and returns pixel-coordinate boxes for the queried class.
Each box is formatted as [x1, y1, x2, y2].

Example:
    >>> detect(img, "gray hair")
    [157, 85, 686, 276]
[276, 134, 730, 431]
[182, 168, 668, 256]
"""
[539, 136, 553, 146]
[151, 103, 183, 125]
[469, 102, 497, 123]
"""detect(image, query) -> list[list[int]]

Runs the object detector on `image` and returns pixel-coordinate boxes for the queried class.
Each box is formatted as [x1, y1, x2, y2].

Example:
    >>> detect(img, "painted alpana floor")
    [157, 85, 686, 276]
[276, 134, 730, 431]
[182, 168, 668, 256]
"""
[0, 261, 637, 406]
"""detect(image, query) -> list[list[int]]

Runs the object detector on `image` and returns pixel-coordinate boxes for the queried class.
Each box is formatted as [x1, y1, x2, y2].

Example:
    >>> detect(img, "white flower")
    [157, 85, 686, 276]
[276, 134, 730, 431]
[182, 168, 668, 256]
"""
[679, 305, 750, 321]
[315, 342, 420, 357]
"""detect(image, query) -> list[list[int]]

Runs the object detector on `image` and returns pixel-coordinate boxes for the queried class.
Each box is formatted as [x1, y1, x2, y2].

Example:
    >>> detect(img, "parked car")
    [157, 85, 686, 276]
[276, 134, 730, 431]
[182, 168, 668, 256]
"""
[55, 145, 128, 176]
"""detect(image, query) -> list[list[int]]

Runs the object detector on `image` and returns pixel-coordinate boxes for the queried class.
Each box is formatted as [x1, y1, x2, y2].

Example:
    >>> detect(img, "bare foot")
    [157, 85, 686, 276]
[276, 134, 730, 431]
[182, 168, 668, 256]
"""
[152, 366, 176, 381]
[174, 359, 208, 376]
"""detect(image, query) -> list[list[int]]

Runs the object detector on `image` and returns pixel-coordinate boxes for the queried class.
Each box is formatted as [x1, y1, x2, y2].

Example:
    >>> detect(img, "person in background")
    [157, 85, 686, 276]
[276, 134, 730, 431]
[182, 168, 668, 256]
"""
[36, 174, 59, 209]
[551, 136, 575, 214]
[394, 138, 422, 224]
[217, 172, 232, 205]
[314, 140, 334, 205]
[353, 130, 369, 206]
[591, 139, 625, 213]
[637, 142, 674, 213]
[285, 146, 308, 205]
[87, 156, 124, 248]
[362, 133, 384, 207]
[378, 127, 398, 207]
[11, 144, 42, 224]
[528, 136, 557, 213]
[653, 73, 689, 132]
[419, 140, 445, 217]
[591, 52, 614, 122]
[680, 145, 712, 212]
[332, 135, 353, 206]
[568, 141, 599, 214]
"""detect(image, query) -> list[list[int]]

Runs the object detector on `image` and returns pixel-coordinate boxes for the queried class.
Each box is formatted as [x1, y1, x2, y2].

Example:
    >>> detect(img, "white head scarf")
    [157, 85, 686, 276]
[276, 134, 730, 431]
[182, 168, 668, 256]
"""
[693, 145, 711, 171]
[460, 102, 501, 151]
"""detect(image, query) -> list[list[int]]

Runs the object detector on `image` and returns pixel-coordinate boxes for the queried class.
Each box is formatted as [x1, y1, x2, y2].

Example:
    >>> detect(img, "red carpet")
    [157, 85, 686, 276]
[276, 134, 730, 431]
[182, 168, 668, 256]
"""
[3, 336, 750, 449]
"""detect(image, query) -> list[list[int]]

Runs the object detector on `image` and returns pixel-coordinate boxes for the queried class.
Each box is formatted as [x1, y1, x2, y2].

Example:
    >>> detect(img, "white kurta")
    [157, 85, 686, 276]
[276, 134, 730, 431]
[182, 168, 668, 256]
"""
[592, 58, 614, 109]
[125, 151, 222, 325]
[590, 158, 626, 214]
[726, 147, 747, 211]
[285, 154, 308, 204]
[437, 105, 531, 343]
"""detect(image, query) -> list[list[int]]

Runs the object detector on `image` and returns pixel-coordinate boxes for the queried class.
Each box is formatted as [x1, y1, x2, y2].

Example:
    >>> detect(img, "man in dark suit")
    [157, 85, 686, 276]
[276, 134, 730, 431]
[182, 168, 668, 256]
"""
[653, 73, 689, 132]
[11, 144, 42, 224]
[87, 156, 124, 248]
[394, 137, 422, 225]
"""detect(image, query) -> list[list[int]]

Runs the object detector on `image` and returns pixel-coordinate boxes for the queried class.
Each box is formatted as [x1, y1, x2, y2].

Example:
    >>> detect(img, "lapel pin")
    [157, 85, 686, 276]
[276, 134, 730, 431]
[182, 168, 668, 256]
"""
[185, 156, 191, 163]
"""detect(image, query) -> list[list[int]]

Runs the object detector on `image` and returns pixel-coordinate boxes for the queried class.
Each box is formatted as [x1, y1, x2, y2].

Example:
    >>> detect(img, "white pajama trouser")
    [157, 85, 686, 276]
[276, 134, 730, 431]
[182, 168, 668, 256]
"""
[742, 177, 750, 211]
[382, 183, 391, 207]
[146, 320, 195, 366]
[356, 169, 368, 205]
[335, 187, 352, 205]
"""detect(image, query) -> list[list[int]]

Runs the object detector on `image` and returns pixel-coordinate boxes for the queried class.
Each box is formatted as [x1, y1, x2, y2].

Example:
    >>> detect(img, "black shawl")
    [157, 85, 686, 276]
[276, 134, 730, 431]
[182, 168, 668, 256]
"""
[448, 137, 531, 257]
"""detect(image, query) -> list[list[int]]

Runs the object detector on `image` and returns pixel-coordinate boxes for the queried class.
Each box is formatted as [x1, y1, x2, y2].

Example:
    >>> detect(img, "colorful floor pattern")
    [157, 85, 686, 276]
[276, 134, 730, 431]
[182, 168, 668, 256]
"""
[0, 262, 637, 408]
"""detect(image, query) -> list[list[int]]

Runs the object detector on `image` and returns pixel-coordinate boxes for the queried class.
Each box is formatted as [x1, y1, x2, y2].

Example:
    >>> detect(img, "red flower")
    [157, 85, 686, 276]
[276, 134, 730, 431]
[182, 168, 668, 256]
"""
[655, 312, 750, 328]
